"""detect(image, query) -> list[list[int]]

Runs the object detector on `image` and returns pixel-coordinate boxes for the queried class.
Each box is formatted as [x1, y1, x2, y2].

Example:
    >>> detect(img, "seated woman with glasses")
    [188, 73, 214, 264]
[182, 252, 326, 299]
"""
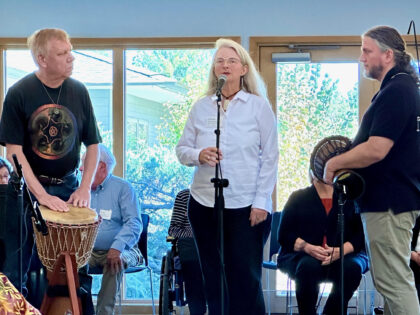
[0, 157, 11, 185]
[277, 167, 369, 315]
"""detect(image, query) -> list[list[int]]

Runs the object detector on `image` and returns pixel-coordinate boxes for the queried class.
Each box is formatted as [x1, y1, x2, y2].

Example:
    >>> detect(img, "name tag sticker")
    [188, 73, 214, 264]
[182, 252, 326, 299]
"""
[207, 117, 216, 128]
[99, 209, 112, 220]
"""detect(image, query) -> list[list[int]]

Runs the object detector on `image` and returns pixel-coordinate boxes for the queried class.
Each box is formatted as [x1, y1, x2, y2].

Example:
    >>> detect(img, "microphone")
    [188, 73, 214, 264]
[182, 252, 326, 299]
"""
[12, 154, 23, 179]
[333, 170, 365, 200]
[216, 75, 227, 95]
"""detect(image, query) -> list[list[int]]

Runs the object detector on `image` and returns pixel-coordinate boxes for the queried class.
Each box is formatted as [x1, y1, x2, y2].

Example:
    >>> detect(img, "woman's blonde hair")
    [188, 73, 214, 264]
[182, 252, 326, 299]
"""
[205, 38, 267, 99]
[27, 28, 70, 65]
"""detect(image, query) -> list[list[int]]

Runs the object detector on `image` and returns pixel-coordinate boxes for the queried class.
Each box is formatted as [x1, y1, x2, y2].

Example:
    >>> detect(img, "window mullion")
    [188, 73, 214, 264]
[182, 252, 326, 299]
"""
[112, 47, 125, 178]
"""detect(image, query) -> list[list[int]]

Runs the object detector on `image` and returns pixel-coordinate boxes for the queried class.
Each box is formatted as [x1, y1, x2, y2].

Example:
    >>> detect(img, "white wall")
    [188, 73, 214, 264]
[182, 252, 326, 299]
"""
[0, 0, 419, 48]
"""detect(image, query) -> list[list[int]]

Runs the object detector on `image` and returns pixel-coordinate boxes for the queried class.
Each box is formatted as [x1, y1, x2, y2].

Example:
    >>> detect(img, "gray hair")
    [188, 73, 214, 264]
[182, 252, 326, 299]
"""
[98, 144, 116, 173]
[363, 25, 419, 85]
[27, 28, 70, 66]
[0, 157, 12, 174]
[205, 38, 268, 100]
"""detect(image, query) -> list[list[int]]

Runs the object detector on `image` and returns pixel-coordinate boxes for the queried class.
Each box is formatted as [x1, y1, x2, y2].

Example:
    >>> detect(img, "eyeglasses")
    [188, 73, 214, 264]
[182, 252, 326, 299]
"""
[215, 57, 242, 66]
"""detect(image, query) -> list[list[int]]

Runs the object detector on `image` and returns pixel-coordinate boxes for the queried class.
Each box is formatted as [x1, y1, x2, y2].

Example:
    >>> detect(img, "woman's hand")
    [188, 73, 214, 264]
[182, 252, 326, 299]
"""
[321, 245, 340, 265]
[304, 244, 330, 262]
[321, 242, 354, 265]
[411, 251, 420, 266]
[199, 147, 223, 167]
[249, 208, 268, 226]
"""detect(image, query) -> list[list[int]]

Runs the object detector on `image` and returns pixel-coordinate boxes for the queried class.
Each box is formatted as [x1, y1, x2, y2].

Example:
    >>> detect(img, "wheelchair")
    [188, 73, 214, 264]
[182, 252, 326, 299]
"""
[159, 236, 187, 315]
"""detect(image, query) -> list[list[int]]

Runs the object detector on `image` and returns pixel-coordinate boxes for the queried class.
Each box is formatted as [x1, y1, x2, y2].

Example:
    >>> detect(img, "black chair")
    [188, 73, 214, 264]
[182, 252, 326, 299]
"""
[90, 213, 156, 315]
[262, 211, 282, 315]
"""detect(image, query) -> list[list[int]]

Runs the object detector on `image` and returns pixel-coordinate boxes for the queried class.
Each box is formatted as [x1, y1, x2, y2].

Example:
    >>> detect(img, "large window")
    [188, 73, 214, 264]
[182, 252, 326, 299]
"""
[276, 62, 359, 210]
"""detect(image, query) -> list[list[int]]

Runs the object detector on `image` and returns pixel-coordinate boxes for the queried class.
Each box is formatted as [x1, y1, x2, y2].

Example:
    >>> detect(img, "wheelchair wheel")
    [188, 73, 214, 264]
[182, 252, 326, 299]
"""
[159, 254, 174, 315]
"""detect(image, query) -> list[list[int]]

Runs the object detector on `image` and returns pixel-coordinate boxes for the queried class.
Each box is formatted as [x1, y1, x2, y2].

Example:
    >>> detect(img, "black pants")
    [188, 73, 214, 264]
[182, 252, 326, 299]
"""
[293, 254, 366, 315]
[177, 237, 207, 315]
[188, 196, 271, 315]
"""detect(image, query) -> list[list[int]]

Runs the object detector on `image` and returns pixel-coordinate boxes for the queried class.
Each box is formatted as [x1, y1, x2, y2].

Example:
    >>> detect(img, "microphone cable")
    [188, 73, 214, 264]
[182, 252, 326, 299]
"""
[315, 196, 346, 312]
[8, 193, 30, 257]
[407, 20, 420, 76]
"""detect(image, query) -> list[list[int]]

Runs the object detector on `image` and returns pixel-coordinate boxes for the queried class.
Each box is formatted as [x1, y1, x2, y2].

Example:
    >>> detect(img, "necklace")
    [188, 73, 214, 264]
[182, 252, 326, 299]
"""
[222, 89, 240, 111]
[42, 82, 63, 105]
[222, 89, 241, 100]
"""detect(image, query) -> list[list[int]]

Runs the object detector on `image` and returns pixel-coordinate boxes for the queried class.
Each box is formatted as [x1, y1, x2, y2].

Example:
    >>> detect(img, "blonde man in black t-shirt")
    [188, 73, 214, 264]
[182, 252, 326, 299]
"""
[0, 29, 101, 312]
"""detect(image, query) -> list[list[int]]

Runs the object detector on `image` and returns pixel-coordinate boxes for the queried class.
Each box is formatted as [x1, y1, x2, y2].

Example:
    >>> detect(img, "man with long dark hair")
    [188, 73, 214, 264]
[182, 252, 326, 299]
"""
[324, 26, 420, 314]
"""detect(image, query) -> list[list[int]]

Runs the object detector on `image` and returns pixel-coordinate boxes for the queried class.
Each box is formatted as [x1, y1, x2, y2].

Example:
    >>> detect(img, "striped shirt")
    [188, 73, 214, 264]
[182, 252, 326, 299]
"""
[168, 189, 193, 238]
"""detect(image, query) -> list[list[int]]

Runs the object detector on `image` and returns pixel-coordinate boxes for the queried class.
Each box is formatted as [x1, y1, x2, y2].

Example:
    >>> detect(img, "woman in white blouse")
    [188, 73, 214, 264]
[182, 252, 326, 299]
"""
[176, 38, 279, 315]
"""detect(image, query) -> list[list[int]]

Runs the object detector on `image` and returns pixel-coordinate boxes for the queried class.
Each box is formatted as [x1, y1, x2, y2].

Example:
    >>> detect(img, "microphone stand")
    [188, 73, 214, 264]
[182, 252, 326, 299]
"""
[10, 166, 24, 293]
[10, 155, 48, 292]
[334, 183, 346, 315]
[211, 89, 229, 315]
[331, 170, 365, 315]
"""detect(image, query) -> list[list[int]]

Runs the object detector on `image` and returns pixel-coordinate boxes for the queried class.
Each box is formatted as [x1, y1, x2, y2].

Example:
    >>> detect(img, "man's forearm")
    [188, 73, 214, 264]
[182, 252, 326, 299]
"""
[80, 144, 99, 190]
[329, 136, 394, 172]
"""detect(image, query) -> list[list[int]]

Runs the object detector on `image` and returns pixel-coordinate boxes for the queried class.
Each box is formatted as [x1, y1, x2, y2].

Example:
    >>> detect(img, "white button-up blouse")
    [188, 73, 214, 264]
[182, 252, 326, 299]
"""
[176, 90, 279, 213]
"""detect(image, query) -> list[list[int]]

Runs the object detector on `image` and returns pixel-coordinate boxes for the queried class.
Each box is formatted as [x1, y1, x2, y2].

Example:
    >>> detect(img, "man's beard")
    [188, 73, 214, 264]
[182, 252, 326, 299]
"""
[365, 64, 384, 80]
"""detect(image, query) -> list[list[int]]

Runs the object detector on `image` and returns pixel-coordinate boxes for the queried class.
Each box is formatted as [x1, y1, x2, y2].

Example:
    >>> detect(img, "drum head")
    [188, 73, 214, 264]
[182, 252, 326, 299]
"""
[310, 135, 352, 183]
[39, 205, 98, 224]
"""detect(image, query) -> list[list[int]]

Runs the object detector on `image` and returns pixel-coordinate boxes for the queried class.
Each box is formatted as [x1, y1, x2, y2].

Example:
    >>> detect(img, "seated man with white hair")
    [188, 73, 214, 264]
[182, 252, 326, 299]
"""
[80, 143, 142, 315]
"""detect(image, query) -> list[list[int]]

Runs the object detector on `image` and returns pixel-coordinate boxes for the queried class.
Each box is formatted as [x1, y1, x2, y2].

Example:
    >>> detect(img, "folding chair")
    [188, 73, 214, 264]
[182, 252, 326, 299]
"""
[262, 211, 282, 315]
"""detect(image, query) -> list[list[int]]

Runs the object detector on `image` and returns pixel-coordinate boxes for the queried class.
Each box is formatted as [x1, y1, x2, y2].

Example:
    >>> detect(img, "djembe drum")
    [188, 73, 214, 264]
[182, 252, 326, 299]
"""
[310, 135, 364, 200]
[33, 205, 101, 315]
[310, 135, 352, 183]
[34, 205, 100, 271]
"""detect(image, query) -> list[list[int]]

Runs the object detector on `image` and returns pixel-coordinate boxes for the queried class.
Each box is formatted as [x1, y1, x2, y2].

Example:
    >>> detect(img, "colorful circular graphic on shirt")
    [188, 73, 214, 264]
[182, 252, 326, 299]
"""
[28, 104, 77, 160]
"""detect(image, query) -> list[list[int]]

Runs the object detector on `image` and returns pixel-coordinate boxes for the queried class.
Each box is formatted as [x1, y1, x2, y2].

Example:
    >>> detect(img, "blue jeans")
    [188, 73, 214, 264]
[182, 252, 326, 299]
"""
[2, 172, 93, 314]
